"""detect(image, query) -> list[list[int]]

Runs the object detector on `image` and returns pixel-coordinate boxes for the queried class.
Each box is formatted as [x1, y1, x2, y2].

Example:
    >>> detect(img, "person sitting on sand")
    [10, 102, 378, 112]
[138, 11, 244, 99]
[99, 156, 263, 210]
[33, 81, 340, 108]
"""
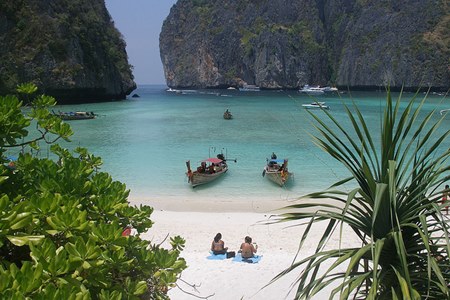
[239, 236, 257, 258]
[211, 233, 228, 255]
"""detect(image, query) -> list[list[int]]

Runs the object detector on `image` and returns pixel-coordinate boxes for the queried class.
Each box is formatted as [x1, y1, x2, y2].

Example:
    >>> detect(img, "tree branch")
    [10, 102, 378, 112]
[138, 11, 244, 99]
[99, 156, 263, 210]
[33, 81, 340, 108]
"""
[175, 277, 215, 299]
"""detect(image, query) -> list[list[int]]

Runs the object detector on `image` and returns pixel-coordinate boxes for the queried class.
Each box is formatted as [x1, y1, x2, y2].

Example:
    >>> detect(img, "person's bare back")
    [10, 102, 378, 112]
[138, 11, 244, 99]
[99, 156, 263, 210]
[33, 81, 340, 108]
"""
[240, 236, 257, 258]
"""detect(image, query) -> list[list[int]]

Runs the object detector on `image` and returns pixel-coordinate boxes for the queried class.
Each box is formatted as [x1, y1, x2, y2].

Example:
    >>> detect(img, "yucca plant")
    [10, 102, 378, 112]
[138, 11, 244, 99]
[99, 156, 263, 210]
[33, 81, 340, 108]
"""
[272, 89, 450, 299]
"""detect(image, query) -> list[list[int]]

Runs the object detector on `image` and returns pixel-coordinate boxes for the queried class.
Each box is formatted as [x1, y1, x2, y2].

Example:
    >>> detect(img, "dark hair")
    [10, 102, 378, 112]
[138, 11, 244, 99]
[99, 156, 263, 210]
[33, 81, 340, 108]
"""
[446, 185, 449, 189]
[214, 233, 222, 243]
[245, 236, 252, 243]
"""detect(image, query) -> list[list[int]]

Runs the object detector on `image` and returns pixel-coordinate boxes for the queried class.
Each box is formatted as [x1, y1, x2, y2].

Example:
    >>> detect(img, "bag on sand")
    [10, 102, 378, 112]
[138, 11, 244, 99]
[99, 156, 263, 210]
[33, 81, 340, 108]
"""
[226, 251, 236, 258]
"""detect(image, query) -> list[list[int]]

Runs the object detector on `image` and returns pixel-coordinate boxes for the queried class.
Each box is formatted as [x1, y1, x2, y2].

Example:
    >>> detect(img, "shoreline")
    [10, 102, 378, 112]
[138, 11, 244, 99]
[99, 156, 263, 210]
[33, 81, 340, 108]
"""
[129, 196, 299, 213]
[135, 197, 359, 299]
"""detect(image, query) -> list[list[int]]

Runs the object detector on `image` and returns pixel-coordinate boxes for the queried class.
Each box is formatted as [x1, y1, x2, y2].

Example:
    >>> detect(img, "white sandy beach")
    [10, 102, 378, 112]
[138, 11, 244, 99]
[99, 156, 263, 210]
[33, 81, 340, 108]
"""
[132, 197, 361, 300]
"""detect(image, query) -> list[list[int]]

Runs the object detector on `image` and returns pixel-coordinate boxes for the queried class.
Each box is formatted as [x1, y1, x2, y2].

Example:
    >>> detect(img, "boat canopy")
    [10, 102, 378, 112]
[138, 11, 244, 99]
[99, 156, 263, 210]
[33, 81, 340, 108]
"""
[268, 159, 286, 163]
[201, 158, 223, 164]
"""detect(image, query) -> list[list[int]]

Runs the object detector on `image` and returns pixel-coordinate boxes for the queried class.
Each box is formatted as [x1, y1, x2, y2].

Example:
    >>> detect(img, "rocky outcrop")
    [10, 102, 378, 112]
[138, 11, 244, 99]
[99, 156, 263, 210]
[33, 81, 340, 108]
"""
[160, 0, 449, 91]
[0, 0, 135, 103]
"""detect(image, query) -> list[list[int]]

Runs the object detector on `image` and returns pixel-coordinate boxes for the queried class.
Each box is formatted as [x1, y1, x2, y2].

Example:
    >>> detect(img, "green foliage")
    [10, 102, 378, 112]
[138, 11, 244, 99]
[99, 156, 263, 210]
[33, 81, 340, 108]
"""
[272, 89, 450, 299]
[193, 2, 214, 31]
[0, 84, 186, 298]
[192, 0, 209, 7]
[239, 28, 257, 57]
[224, 66, 239, 81]
[0, 85, 72, 156]
[0, 1, 134, 95]
[288, 21, 323, 53]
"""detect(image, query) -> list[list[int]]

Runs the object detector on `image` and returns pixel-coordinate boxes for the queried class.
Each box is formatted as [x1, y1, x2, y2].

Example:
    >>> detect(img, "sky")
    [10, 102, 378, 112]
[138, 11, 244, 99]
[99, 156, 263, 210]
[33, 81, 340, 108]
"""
[105, 0, 178, 85]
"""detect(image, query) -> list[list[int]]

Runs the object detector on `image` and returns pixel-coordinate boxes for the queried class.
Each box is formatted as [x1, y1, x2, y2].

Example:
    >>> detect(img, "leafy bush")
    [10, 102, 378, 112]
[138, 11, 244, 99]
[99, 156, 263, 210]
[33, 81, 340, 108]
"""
[0, 84, 186, 299]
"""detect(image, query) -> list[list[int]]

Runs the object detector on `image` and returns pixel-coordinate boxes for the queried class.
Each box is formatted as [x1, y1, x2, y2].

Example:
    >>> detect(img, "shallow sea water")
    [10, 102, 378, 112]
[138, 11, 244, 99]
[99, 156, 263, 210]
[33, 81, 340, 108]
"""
[18, 85, 449, 206]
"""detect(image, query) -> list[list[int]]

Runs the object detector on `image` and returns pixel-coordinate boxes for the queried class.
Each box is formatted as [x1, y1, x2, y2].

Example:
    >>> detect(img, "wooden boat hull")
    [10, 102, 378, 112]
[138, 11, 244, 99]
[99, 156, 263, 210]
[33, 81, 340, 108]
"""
[59, 115, 95, 120]
[188, 168, 228, 187]
[263, 157, 291, 187]
[186, 156, 233, 188]
[223, 112, 232, 119]
[264, 170, 290, 186]
[54, 111, 96, 120]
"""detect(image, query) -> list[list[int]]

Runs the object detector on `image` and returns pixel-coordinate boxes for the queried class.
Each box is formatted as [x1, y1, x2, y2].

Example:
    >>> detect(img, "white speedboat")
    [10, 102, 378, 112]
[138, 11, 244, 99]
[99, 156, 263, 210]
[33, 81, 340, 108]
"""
[440, 109, 449, 115]
[239, 84, 260, 91]
[300, 85, 338, 94]
[321, 86, 339, 93]
[302, 102, 330, 110]
[299, 85, 325, 95]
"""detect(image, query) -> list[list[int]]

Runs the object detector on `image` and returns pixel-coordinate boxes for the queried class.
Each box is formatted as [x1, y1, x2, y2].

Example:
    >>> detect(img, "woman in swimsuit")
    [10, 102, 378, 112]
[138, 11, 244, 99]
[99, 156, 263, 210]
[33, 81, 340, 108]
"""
[211, 233, 228, 255]
[239, 236, 257, 259]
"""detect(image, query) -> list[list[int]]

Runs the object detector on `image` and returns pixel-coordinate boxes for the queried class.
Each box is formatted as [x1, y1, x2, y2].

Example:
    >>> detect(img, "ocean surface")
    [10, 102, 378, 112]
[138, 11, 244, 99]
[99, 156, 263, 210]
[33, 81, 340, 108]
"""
[19, 85, 449, 205]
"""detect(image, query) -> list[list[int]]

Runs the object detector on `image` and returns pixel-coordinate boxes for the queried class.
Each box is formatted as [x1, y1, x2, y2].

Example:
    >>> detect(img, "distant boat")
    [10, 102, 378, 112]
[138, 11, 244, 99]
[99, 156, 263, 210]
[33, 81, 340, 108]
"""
[262, 157, 291, 187]
[223, 109, 233, 119]
[53, 111, 96, 120]
[440, 109, 449, 115]
[299, 85, 325, 95]
[321, 86, 339, 93]
[239, 85, 260, 92]
[186, 154, 229, 188]
[300, 85, 338, 94]
[302, 102, 330, 110]
[166, 88, 197, 95]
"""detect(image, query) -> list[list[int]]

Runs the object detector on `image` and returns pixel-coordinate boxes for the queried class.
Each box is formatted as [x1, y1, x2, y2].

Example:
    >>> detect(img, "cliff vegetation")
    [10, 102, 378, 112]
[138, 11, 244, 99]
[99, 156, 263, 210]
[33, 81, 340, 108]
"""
[0, 0, 136, 103]
[160, 0, 449, 91]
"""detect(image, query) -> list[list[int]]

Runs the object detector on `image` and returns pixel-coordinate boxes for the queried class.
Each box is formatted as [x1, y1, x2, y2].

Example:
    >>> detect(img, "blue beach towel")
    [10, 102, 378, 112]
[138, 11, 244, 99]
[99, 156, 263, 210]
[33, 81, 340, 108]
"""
[206, 252, 227, 260]
[232, 253, 262, 264]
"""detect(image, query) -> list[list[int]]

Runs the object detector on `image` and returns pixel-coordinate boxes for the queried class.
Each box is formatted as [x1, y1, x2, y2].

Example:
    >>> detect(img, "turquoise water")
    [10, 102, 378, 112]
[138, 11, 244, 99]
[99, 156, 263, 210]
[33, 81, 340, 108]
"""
[20, 85, 449, 203]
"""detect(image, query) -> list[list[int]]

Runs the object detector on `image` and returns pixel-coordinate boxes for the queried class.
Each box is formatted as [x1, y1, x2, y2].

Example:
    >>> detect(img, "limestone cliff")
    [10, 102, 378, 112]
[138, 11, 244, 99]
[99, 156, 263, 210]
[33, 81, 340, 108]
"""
[160, 0, 449, 91]
[0, 0, 135, 103]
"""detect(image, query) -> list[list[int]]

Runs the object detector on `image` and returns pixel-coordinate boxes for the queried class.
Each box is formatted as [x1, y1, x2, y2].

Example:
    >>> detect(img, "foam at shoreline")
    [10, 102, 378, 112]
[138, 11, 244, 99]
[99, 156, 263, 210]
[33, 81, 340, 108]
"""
[128, 195, 299, 213]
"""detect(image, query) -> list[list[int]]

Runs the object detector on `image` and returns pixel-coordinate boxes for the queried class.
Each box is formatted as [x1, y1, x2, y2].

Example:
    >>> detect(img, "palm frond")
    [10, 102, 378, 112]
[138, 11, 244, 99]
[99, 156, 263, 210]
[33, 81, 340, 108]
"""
[273, 88, 450, 299]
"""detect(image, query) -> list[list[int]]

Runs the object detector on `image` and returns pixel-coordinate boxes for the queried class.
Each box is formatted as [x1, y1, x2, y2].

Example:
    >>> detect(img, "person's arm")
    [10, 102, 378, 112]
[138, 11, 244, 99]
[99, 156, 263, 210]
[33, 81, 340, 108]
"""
[252, 243, 257, 253]
[221, 240, 228, 250]
[211, 241, 215, 251]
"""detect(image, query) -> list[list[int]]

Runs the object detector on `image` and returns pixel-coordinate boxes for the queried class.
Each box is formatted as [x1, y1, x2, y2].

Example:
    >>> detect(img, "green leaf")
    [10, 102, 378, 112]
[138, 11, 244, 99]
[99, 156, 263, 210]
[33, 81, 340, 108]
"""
[133, 281, 147, 295]
[7, 235, 45, 246]
[10, 212, 33, 230]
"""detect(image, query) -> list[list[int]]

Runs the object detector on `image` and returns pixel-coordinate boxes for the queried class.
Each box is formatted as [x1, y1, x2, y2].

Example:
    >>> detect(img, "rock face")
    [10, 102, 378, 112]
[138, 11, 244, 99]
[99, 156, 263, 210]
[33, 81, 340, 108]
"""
[0, 0, 135, 103]
[160, 0, 449, 91]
